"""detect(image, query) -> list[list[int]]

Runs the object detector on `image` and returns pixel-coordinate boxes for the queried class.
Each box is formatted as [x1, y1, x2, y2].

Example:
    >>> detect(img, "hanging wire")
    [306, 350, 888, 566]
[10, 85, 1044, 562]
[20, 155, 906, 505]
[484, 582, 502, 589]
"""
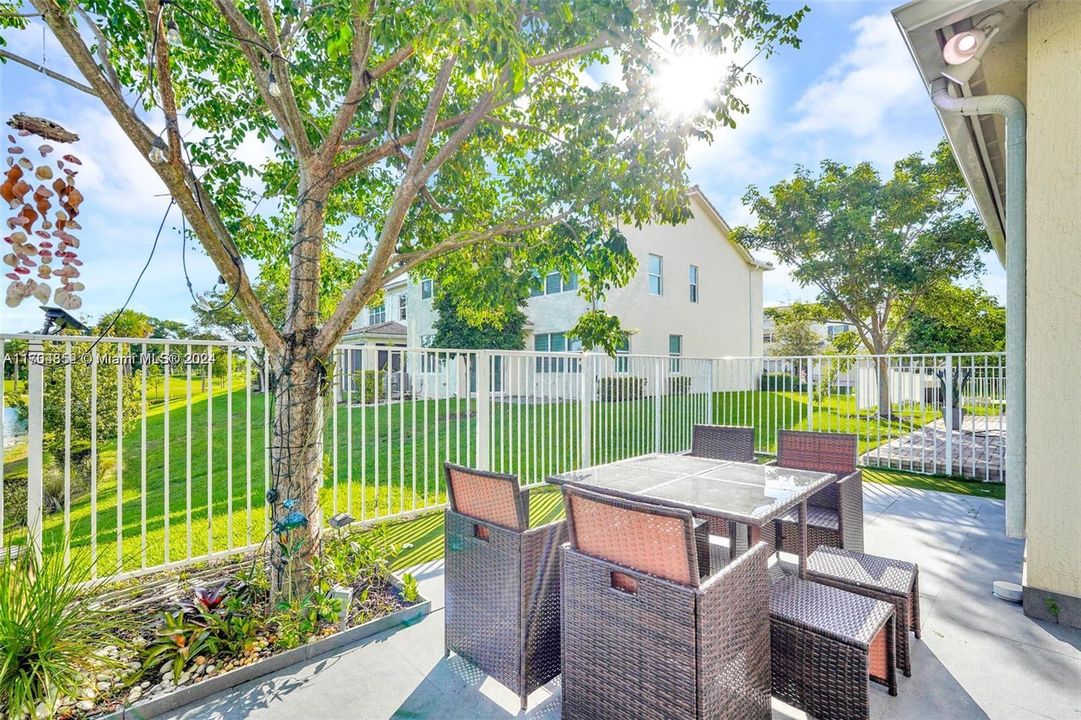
[80, 198, 175, 358]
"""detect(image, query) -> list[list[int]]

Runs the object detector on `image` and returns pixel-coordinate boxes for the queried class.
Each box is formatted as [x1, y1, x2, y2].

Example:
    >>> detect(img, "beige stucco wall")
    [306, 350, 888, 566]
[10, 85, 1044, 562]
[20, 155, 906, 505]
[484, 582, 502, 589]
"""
[602, 192, 762, 359]
[1023, 0, 1081, 599]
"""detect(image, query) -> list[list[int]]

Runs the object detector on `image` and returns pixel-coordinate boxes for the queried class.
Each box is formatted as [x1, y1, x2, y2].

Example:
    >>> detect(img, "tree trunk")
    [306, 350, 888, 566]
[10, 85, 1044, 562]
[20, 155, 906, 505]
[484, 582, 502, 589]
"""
[876, 354, 892, 419]
[267, 167, 329, 599]
[267, 347, 327, 599]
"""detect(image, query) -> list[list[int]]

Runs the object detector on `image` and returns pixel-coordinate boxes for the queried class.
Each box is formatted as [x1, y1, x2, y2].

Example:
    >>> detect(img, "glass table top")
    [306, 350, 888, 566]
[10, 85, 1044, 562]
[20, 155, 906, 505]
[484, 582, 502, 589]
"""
[549, 454, 835, 524]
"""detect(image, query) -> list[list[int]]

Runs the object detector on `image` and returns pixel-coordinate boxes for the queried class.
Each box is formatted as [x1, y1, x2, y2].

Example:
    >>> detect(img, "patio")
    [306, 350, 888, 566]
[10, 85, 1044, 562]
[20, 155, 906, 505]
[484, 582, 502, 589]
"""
[860, 415, 1006, 482]
[157, 483, 1080, 720]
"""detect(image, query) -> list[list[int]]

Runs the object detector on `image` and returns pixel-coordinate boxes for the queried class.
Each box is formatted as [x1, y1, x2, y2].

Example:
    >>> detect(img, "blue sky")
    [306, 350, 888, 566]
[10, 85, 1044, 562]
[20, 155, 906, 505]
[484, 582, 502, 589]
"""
[0, 0, 1006, 334]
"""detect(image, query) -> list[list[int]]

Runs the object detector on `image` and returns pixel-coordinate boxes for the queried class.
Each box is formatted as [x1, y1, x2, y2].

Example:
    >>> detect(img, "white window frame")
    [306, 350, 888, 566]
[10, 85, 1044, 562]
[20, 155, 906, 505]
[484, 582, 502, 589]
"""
[369, 303, 386, 325]
[689, 264, 699, 303]
[398, 294, 407, 320]
[420, 278, 434, 300]
[649, 254, 664, 296]
[669, 334, 682, 372]
[615, 337, 630, 373]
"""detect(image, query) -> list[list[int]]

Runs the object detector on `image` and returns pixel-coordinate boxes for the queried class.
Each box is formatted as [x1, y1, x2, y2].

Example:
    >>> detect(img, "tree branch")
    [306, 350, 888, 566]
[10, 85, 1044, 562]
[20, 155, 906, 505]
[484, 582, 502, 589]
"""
[145, 0, 182, 164]
[314, 56, 457, 356]
[0, 48, 95, 94]
[214, 0, 310, 158]
[73, 3, 119, 90]
[28, 0, 284, 356]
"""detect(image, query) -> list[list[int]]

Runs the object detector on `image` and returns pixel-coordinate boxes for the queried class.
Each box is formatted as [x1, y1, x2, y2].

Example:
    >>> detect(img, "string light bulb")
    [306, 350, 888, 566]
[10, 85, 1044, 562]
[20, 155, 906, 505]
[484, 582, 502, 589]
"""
[148, 136, 168, 164]
[371, 86, 383, 112]
[165, 18, 182, 46]
[268, 70, 283, 98]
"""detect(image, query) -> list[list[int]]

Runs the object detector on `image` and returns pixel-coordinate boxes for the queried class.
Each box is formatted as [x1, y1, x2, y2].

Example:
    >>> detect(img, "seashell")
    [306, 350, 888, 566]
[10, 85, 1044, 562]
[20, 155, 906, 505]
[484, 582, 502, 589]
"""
[66, 219, 81, 230]
[67, 257, 82, 266]
[14, 265, 29, 274]
[39, 249, 52, 261]
[7, 215, 28, 227]
[38, 266, 52, 278]
[38, 144, 54, 157]
[35, 165, 53, 180]
[62, 154, 82, 165]
[63, 168, 77, 178]
[21, 255, 35, 266]
[31, 280, 50, 303]
[0, 180, 14, 207]
[18, 157, 32, 170]
[35, 230, 50, 239]
[39, 240, 52, 248]
[6, 135, 14, 143]
[36, 184, 54, 198]
[2, 253, 16, 266]
[17, 130, 30, 137]
[12, 178, 30, 202]
[5, 165, 23, 181]
[69, 281, 84, 291]
[52, 178, 66, 194]
[41, 220, 52, 230]
[19, 204, 38, 230]
[8, 231, 25, 243]
[7, 146, 23, 154]
[5, 272, 18, 281]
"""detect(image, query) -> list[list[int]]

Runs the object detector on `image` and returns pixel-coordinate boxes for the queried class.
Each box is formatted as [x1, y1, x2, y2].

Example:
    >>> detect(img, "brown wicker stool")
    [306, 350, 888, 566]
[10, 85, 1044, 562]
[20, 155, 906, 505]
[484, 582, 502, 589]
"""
[770, 577, 897, 720]
[807, 547, 920, 677]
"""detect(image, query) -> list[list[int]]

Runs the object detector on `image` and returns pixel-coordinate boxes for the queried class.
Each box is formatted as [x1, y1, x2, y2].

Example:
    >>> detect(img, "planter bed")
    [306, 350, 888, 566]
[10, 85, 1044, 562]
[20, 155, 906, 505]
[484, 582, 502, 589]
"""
[97, 573, 429, 720]
[25, 547, 429, 720]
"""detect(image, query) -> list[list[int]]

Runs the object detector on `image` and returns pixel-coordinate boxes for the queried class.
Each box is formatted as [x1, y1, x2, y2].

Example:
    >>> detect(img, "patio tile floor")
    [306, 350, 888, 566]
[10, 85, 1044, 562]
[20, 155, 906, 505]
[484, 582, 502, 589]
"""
[159, 484, 1080, 720]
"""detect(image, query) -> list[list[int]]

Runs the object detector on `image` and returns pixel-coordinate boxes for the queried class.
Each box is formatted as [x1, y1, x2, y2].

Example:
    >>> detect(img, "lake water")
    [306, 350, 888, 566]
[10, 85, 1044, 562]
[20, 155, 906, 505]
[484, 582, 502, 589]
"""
[2, 405, 27, 446]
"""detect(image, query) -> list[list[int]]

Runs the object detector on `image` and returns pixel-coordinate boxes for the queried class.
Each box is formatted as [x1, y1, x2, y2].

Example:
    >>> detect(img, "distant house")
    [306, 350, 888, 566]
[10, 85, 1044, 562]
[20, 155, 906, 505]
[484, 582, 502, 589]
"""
[762, 307, 857, 354]
[343, 188, 770, 367]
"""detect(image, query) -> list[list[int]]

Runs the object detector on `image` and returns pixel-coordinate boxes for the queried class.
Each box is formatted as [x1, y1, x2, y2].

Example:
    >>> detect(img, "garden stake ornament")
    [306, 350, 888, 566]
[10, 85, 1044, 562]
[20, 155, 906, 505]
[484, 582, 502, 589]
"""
[3, 114, 85, 310]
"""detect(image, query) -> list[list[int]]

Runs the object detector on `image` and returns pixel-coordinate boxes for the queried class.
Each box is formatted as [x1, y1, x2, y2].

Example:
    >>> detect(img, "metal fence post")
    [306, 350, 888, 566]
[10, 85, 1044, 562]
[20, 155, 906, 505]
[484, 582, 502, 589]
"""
[706, 358, 714, 424]
[26, 340, 44, 557]
[475, 350, 490, 470]
[580, 354, 593, 468]
[805, 357, 815, 432]
[944, 354, 954, 476]
[654, 359, 663, 453]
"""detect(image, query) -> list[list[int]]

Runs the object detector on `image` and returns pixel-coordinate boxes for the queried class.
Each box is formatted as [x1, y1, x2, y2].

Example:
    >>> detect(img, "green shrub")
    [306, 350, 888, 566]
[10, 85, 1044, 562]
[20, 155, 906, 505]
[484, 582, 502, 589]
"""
[0, 544, 127, 717]
[351, 369, 388, 404]
[759, 372, 806, 391]
[597, 376, 647, 402]
[667, 376, 692, 395]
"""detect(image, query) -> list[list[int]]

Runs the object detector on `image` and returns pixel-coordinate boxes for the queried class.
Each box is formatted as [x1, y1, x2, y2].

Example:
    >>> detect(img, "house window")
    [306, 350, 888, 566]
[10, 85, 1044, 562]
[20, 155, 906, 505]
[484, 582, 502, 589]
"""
[532, 271, 579, 296]
[420, 335, 438, 371]
[545, 271, 562, 295]
[689, 265, 699, 303]
[669, 334, 682, 372]
[421, 278, 434, 299]
[534, 332, 582, 372]
[398, 294, 407, 320]
[827, 324, 847, 338]
[369, 303, 385, 325]
[649, 254, 663, 296]
[615, 337, 630, 373]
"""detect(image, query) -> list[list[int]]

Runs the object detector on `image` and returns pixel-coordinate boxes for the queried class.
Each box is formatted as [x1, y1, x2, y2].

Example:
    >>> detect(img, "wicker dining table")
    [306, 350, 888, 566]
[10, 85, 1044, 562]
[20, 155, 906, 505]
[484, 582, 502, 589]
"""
[547, 453, 837, 578]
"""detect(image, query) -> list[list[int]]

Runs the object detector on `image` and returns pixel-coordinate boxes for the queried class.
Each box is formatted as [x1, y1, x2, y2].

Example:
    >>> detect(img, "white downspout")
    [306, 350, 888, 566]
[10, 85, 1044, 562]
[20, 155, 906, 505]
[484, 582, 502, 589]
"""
[930, 77, 1026, 539]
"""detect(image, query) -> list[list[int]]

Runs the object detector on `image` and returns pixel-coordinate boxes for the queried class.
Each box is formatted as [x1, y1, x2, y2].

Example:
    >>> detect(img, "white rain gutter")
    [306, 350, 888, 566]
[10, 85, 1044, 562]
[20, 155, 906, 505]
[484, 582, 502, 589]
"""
[930, 77, 1026, 538]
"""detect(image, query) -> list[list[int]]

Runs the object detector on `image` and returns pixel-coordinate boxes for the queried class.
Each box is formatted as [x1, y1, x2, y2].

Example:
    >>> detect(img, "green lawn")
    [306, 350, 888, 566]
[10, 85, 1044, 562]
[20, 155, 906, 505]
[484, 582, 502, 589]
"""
[3, 385, 993, 577]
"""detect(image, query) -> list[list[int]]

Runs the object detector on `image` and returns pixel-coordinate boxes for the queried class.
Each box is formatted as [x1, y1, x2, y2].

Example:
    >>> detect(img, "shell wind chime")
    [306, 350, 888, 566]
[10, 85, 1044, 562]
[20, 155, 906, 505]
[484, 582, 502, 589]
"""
[2, 114, 86, 310]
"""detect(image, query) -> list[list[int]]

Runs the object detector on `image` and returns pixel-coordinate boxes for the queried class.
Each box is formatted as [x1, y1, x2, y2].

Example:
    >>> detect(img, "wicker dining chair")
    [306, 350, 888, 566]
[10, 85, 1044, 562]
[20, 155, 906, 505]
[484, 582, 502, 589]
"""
[560, 485, 771, 720]
[688, 425, 758, 552]
[689, 424, 756, 463]
[443, 462, 568, 711]
[773, 430, 864, 554]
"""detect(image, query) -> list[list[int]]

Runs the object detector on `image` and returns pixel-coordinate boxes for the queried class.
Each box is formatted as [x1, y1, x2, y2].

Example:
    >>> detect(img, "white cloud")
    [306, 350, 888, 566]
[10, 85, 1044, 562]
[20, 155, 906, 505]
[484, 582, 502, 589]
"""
[792, 14, 925, 138]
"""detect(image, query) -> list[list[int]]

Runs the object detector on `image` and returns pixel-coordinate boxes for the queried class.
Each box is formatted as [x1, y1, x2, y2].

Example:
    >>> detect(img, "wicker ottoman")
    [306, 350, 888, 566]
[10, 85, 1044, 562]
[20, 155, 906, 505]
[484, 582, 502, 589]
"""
[807, 547, 920, 677]
[770, 577, 897, 720]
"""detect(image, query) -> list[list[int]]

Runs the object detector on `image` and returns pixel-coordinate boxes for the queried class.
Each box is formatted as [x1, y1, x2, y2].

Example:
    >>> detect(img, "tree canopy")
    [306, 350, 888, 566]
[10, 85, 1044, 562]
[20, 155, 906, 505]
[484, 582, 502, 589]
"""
[431, 291, 526, 350]
[733, 140, 990, 357]
[899, 282, 1005, 355]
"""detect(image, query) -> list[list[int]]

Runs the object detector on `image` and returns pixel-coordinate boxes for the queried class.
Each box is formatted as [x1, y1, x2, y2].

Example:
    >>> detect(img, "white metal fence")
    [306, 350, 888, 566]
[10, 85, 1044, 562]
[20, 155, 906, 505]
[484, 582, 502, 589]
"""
[1, 333, 1005, 578]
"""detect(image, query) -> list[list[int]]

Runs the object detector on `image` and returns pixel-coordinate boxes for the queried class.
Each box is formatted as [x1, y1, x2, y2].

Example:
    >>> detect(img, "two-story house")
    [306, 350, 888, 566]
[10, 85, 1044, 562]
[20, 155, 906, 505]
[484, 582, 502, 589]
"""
[343, 187, 770, 368]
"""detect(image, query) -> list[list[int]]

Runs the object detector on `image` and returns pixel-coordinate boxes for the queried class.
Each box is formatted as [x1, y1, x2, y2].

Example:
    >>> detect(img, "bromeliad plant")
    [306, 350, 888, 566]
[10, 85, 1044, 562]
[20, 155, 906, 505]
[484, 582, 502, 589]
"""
[145, 612, 215, 684]
[0, 544, 127, 717]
